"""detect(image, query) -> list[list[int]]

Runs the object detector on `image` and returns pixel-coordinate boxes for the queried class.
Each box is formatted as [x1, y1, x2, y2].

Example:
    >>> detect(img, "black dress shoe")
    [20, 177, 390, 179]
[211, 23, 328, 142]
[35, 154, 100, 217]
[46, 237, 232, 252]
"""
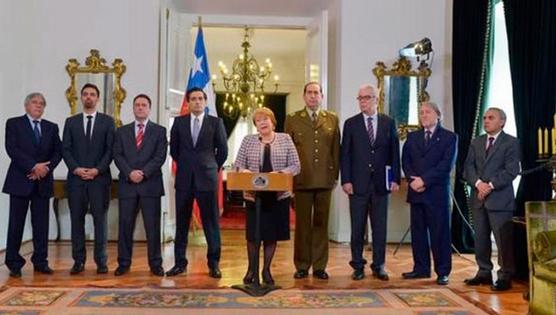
[402, 271, 430, 279]
[352, 269, 365, 280]
[491, 279, 512, 291]
[9, 269, 22, 278]
[437, 275, 449, 285]
[209, 267, 222, 278]
[34, 265, 54, 275]
[262, 269, 274, 285]
[313, 270, 329, 280]
[372, 269, 389, 281]
[293, 269, 308, 279]
[114, 266, 130, 276]
[165, 265, 186, 277]
[150, 266, 165, 277]
[97, 265, 109, 274]
[243, 270, 256, 284]
[464, 275, 493, 286]
[70, 263, 85, 275]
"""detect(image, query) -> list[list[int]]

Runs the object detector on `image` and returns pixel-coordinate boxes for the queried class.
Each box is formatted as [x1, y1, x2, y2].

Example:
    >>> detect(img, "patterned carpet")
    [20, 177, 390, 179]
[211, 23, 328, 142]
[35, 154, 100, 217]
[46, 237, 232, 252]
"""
[0, 287, 490, 314]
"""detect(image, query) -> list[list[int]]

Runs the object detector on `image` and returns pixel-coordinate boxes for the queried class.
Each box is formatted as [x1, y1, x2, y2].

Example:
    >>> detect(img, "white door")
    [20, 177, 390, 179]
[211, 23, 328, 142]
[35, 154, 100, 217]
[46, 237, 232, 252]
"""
[305, 10, 328, 109]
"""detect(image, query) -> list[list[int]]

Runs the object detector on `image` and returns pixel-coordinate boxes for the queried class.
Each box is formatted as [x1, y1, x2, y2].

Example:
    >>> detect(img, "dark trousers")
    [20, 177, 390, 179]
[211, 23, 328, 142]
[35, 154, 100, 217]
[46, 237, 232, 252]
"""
[410, 202, 452, 276]
[472, 206, 515, 280]
[67, 182, 110, 266]
[293, 189, 332, 271]
[174, 189, 220, 268]
[5, 192, 49, 271]
[117, 196, 162, 269]
[349, 191, 388, 271]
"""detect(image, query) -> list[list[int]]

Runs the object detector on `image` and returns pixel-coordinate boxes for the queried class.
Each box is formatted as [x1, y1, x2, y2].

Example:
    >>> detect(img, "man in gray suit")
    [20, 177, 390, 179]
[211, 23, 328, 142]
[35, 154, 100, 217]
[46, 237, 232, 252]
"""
[463, 107, 520, 291]
[113, 94, 167, 277]
[62, 83, 115, 275]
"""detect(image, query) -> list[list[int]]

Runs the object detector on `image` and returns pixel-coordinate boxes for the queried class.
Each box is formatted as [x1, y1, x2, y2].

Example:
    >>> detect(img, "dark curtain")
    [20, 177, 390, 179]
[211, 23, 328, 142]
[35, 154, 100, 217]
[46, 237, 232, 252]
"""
[215, 93, 288, 137]
[504, 0, 556, 214]
[451, 0, 494, 253]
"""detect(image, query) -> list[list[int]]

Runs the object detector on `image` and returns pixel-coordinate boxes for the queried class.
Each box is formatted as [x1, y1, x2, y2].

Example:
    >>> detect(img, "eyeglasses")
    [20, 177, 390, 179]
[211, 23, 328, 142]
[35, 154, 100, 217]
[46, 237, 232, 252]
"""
[356, 95, 376, 101]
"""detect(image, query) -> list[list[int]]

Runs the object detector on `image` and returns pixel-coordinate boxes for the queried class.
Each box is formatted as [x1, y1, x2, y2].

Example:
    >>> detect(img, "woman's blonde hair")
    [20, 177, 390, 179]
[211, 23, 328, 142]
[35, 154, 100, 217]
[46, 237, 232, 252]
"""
[252, 107, 277, 127]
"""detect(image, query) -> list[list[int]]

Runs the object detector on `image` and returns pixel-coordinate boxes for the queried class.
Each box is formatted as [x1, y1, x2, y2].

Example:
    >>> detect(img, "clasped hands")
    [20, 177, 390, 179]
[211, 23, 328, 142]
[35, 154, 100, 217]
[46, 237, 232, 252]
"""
[27, 161, 51, 181]
[409, 176, 425, 192]
[73, 167, 100, 181]
[476, 181, 493, 201]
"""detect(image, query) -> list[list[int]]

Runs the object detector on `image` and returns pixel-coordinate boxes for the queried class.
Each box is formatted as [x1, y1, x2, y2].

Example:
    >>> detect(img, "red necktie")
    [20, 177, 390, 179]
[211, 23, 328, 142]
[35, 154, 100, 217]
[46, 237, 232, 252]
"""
[136, 123, 144, 148]
[486, 136, 494, 156]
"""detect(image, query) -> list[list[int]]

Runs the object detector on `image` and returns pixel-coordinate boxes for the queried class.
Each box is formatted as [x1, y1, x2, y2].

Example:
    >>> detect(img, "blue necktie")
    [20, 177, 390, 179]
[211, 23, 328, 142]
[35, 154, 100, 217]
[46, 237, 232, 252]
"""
[367, 117, 375, 145]
[32, 120, 41, 145]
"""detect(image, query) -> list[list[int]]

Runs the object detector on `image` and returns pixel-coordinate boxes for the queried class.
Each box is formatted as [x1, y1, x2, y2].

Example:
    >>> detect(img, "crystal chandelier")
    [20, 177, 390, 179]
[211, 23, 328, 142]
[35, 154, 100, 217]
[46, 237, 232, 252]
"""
[213, 27, 279, 118]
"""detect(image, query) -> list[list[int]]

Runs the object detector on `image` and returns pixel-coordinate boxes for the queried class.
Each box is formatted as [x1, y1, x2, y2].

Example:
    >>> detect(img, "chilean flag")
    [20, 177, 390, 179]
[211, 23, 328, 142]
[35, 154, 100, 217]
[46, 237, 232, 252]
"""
[175, 25, 225, 221]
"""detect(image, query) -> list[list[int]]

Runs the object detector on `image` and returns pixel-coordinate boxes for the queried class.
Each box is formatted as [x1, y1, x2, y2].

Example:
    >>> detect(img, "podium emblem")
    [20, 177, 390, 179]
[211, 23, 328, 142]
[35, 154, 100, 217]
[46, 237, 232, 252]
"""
[252, 174, 269, 189]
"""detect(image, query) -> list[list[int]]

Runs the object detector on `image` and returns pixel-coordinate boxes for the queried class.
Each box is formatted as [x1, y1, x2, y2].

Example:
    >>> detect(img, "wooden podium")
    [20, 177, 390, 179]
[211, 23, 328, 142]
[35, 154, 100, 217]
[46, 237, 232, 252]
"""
[226, 172, 293, 192]
[226, 171, 293, 296]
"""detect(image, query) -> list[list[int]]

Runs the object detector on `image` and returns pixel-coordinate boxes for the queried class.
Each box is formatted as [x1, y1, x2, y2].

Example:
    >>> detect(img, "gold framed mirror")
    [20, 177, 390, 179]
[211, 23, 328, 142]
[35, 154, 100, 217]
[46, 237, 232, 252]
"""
[373, 56, 431, 139]
[65, 49, 126, 126]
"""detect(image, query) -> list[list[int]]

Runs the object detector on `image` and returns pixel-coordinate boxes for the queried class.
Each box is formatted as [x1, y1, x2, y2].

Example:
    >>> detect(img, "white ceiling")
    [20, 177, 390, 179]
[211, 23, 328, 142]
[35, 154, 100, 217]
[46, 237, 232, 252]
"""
[199, 27, 307, 60]
[170, 0, 332, 17]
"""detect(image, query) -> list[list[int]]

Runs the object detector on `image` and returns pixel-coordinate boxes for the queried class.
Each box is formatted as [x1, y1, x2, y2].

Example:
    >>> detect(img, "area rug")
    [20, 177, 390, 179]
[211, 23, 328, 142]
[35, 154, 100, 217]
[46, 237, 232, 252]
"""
[0, 287, 489, 315]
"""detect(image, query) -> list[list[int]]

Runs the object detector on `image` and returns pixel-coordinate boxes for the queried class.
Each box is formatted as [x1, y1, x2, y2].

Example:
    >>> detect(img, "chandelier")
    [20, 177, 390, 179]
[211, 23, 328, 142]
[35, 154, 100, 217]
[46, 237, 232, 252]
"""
[213, 27, 279, 118]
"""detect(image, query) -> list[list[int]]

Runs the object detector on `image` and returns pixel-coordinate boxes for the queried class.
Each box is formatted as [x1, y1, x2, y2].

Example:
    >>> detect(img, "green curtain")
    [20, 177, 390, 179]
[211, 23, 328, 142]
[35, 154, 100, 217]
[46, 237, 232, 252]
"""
[451, 0, 495, 253]
[504, 0, 556, 214]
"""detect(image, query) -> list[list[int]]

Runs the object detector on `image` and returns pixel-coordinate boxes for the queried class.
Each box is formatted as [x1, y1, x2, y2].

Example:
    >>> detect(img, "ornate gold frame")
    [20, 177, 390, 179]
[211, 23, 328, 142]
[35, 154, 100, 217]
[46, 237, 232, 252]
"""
[65, 49, 126, 126]
[372, 56, 431, 139]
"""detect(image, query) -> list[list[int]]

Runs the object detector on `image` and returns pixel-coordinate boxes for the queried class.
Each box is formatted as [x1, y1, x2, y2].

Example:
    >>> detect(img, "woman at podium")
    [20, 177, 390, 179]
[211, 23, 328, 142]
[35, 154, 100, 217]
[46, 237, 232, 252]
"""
[234, 107, 300, 285]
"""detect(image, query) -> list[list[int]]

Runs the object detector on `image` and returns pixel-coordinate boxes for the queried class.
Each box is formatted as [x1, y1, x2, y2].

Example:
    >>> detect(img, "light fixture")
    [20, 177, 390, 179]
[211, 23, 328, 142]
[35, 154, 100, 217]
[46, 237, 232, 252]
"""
[213, 26, 279, 118]
[399, 37, 434, 63]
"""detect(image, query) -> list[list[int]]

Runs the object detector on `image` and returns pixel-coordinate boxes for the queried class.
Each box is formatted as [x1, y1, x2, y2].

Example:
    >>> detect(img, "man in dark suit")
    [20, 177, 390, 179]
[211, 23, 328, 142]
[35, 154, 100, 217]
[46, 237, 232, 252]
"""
[62, 83, 115, 275]
[113, 94, 167, 277]
[340, 84, 401, 281]
[284, 81, 340, 280]
[3, 93, 62, 277]
[463, 107, 520, 291]
[401, 102, 457, 285]
[167, 87, 228, 278]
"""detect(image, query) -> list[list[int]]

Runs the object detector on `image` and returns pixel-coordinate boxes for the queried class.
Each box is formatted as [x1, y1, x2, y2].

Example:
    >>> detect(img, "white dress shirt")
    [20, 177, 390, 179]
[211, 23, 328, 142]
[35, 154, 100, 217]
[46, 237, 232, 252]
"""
[82, 112, 97, 135]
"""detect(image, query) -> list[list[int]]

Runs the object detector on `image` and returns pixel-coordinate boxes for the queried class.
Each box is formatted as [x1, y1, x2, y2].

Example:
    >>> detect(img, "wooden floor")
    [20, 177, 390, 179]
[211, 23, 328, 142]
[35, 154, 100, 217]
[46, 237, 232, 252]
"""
[0, 230, 528, 314]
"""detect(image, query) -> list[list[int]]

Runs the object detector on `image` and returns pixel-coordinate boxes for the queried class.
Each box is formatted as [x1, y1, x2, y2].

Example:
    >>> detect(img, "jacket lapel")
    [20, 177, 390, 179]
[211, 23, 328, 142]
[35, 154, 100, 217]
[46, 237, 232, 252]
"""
[298, 110, 313, 128]
[422, 126, 442, 154]
[21, 115, 39, 148]
[184, 115, 194, 148]
[357, 113, 374, 147]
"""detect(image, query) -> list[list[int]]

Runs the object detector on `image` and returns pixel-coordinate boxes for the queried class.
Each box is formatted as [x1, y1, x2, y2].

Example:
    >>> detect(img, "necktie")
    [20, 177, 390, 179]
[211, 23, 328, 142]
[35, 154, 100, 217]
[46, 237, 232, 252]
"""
[192, 117, 200, 146]
[486, 136, 495, 156]
[367, 116, 375, 145]
[32, 120, 41, 145]
[425, 129, 431, 145]
[312, 112, 318, 127]
[85, 115, 93, 141]
[136, 123, 144, 148]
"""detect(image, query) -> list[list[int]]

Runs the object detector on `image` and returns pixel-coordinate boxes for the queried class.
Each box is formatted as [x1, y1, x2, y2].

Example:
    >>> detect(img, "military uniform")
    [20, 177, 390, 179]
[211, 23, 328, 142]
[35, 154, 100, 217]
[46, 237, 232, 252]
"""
[284, 108, 340, 273]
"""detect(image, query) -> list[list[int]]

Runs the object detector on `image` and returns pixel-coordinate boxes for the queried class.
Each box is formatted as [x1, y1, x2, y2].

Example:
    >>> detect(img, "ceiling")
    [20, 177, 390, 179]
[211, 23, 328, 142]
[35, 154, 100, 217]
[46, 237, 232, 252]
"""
[170, 0, 332, 17]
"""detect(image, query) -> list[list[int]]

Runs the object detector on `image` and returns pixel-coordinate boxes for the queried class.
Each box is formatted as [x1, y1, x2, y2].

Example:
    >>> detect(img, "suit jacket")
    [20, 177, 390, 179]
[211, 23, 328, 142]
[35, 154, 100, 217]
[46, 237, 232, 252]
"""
[463, 131, 520, 211]
[284, 108, 340, 189]
[233, 133, 301, 199]
[170, 114, 228, 192]
[2, 115, 62, 197]
[62, 112, 115, 187]
[341, 113, 401, 195]
[402, 126, 458, 205]
[113, 121, 167, 198]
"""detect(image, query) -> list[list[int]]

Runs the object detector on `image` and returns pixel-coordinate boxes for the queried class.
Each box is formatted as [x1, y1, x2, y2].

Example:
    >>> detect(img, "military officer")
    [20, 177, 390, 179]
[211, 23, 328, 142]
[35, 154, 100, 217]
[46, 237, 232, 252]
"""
[284, 81, 340, 280]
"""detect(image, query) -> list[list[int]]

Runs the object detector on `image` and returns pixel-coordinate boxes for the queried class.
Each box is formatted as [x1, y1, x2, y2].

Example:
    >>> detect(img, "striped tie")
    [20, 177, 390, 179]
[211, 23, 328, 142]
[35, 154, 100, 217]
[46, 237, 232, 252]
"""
[367, 116, 375, 145]
[136, 123, 144, 148]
